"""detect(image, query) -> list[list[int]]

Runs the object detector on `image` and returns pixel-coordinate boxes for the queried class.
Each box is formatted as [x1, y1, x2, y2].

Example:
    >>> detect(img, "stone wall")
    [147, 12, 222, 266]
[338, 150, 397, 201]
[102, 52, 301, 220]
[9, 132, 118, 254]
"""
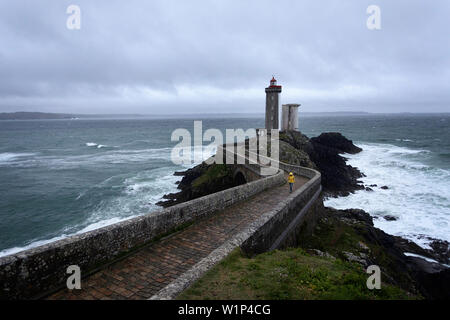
[0, 169, 285, 300]
[240, 163, 322, 255]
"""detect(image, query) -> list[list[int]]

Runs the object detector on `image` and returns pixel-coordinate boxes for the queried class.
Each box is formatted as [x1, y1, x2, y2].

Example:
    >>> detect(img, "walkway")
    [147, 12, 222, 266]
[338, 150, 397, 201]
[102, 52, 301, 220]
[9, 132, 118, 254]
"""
[48, 173, 308, 300]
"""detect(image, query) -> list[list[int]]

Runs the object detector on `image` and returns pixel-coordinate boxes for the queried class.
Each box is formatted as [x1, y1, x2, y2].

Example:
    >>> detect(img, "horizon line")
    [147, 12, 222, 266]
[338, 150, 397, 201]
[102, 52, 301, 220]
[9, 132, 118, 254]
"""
[2, 111, 450, 116]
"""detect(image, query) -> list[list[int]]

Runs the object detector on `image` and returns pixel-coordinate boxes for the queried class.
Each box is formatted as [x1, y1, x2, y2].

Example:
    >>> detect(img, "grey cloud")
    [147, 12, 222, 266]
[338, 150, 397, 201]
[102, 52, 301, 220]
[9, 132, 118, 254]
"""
[0, 0, 449, 114]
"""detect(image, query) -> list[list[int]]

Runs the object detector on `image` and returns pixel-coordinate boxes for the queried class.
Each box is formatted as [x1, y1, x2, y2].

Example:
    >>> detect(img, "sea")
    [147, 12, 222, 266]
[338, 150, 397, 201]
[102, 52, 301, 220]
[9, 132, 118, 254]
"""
[0, 113, 448, 256]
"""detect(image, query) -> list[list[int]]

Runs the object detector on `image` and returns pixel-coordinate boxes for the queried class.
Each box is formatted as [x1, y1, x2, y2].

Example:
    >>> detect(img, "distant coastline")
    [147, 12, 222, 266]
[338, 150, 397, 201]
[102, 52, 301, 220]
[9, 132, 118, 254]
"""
[0, 112, 142, 120]
[1, 111, 448, 120]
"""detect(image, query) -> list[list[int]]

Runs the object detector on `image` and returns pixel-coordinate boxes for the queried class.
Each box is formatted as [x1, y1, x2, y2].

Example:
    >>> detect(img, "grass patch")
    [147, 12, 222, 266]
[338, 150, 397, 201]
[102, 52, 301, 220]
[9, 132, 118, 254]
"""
[178, 247, 416, 300]
[296, 212, 419, 293]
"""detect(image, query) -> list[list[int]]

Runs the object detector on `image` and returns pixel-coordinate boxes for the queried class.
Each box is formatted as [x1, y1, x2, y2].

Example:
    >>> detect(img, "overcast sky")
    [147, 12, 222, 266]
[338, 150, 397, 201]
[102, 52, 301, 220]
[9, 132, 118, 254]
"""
[0, 0, 449, 114]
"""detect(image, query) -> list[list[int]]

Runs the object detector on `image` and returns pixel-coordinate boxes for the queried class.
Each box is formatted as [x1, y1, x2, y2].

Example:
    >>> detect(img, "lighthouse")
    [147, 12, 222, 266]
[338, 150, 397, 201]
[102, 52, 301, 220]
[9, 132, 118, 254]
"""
[265, 77, 282, 130]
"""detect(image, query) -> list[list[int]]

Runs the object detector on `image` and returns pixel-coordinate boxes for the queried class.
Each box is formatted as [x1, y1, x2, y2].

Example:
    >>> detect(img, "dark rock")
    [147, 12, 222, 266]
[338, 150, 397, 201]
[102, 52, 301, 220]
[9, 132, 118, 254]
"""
[279, 131, 365, 197]
[279, 130, 314, 154]
[310, 132, 362, 154]
[306, 249, 336, 260]
[296, 205, 450, 299]
[365, 187, 373, 192]
[338, 208, 375, 226]
[429, 239, 450, 264]
[342, 251, 368, 266]
[405, 257, 450, 299]
[369, 184, 378, 187]
[307, 134, 364, 197]
[279, 140, 316, 169]
[156, 162, 210, 207]
[383, 215, 398, 221]
[381, 186, 389, 190]
[156, 163, 244, 208]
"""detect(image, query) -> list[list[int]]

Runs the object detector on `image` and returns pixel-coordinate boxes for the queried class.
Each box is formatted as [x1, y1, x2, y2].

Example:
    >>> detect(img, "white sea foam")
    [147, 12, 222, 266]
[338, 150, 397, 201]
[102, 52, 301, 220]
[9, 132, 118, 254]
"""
[325, 142, 450, 249]
[4, 143, 217, 169]
[75, 216, 135, 233]
[404, 252, 449, 267]
[86, 142, 109, 149]
[0, 234, 69, 257]
[0, 152, 36, 164]
[58, 168, 182, 241]
[4, 147, 175, 169]
[395, 139, 414, 142]
[0, 215, 137, 257]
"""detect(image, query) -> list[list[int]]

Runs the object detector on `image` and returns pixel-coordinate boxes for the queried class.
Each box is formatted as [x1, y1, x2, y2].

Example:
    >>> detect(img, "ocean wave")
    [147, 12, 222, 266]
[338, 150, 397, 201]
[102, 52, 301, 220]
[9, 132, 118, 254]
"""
[0, 215, 137, 257]
[75, 216, 137, 234]
[0, 233, 69, 257]
[75, 170, 178, 234]
[0, 152, 36, 165]
[86, 142, 98, 147]
[0, 166, 183, 257]
[86, 142, 111, 149]
[325, 142, 450, 249]
[3, 145, 216, 169]
[4, 147, 175, 169]
[404, 252, 449, 267]
[395, 138, 414, 142]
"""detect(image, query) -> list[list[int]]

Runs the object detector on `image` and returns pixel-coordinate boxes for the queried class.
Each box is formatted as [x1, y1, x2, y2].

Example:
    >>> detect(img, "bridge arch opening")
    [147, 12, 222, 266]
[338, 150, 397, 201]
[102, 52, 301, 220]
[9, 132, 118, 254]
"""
[233, 171, 247, 186]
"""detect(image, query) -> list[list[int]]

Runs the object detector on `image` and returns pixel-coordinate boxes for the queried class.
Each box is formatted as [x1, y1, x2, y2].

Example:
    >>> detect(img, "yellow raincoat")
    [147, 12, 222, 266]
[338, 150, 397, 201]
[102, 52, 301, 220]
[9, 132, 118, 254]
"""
[288, 173, 295, 183]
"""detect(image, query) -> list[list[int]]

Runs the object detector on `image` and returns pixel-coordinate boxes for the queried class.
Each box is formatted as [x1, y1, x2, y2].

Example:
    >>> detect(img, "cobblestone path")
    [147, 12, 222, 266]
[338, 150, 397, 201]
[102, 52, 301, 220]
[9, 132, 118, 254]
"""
[48, 174, 307, 300]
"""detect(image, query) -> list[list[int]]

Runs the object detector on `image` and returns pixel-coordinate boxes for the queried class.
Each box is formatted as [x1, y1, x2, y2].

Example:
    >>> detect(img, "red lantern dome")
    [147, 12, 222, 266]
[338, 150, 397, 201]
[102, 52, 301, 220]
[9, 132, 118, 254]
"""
[269, 76, 281, 88]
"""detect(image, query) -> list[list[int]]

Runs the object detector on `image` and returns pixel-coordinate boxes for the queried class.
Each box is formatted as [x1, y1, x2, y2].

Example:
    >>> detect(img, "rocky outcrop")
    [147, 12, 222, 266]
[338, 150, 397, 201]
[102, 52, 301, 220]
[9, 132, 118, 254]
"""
[156, 163, 242, 208]
[296, 206, 450, 299]
[279, 130, 314, 154]
[156, 162, 209, 207]
[310, 132, 362, 154]
[280, 131, 364, 197]
[429, 239, 450, 263]
[279, 140, 316, 169]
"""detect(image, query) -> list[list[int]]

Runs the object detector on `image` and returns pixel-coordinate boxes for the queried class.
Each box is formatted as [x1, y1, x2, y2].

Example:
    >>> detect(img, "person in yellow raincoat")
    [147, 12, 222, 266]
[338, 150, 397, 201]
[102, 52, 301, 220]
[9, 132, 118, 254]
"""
[288, 172, 295, 193]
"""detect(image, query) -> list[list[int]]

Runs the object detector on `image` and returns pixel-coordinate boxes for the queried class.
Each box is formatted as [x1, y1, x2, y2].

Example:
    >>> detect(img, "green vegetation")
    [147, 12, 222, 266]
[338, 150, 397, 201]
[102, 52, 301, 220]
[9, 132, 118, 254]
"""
[192, 164, 233, 190]
[295, 210, 420, 294]
[297, 215, 368, 259]
[178, 247, 415, 300]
